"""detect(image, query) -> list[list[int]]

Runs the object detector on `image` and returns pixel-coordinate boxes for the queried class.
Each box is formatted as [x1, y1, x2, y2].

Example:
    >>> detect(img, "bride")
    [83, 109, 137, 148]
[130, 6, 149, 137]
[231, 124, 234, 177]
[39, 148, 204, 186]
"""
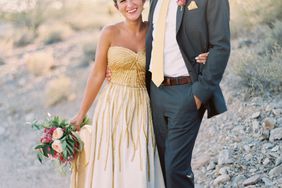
[70, 0, 208, 187]
[70, 0, 164, 187]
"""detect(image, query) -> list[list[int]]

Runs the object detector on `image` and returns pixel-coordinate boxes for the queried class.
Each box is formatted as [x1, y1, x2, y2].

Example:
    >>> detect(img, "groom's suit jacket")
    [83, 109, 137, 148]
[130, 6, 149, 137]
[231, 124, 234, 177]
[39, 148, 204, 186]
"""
[145, 0, 231, 118]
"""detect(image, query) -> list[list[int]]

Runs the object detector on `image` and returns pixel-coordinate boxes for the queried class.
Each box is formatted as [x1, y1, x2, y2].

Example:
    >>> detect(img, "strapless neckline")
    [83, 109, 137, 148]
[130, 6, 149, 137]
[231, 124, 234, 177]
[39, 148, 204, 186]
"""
[109, 46, 145, 55]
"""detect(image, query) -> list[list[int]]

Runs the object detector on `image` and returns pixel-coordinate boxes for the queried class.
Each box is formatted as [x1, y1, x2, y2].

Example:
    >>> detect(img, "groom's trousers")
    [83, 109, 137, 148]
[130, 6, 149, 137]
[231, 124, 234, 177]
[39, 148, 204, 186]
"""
[150, 81, 205, 188]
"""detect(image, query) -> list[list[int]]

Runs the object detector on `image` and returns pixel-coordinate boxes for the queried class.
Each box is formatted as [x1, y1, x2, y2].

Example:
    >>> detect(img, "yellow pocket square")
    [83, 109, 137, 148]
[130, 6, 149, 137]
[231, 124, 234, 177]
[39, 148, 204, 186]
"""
[187, 1, 198, 10]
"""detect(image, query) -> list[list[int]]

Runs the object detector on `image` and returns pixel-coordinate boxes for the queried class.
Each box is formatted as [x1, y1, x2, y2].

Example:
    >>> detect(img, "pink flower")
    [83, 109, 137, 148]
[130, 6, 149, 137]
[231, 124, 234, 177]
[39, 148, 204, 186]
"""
[52, 128, 64, 140]
[43, 128, 49, 133]
[51, 140, 63, 153]
[48, 151, 59, 160]
[176, 0, 186, 7]
[49, 127, 56, 134]
[43, 127, 56, 135]
[40, 134, 52, 143]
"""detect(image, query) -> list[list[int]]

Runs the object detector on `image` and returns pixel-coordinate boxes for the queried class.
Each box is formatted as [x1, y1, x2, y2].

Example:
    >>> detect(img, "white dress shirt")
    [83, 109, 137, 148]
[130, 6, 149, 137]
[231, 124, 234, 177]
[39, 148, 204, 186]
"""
[150, 0, 189, 77]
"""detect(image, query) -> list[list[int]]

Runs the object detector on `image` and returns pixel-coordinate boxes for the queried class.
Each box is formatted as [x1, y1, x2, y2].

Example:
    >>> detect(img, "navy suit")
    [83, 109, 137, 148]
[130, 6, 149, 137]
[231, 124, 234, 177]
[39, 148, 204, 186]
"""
[145, 0, 231, 187]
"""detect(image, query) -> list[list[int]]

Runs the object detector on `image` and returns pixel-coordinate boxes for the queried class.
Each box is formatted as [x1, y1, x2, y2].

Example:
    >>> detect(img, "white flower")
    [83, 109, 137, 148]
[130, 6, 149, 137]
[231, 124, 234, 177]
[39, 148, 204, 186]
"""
[52, 128, 64, 140]
[51, 140, 63, 153]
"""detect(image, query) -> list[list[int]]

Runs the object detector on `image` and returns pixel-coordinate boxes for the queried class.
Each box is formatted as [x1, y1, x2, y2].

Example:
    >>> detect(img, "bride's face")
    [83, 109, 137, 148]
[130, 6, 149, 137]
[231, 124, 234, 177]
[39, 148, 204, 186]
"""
[116, 0, 145, 21]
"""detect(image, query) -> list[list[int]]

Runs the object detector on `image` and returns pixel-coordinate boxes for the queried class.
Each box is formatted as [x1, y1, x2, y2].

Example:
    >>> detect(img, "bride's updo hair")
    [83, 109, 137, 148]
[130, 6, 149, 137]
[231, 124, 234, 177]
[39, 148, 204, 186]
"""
[113, 0, 118, 7]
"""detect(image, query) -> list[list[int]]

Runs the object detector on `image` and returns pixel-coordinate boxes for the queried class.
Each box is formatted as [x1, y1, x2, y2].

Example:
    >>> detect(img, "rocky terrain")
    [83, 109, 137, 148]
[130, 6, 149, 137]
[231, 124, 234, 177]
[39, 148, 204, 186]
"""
[193, 70, 282, 187]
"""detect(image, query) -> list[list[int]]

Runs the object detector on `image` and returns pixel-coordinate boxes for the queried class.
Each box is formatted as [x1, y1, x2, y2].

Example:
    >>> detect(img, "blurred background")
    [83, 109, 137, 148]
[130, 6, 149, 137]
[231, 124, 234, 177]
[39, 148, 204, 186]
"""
[0, 0, 281, 187]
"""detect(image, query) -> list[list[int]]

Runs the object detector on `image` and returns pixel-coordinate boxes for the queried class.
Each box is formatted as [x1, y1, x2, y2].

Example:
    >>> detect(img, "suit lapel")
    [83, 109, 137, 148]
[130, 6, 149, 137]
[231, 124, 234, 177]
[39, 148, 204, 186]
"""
[146, 0, 158, 71]
[149, 0, 158, 22]
[176, 0, 192, 34]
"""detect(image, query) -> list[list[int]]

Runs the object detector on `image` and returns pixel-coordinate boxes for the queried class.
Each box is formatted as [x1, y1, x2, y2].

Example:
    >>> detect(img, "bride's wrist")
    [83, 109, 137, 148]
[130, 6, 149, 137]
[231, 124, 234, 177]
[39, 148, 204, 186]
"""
[78, 111, 86, 119]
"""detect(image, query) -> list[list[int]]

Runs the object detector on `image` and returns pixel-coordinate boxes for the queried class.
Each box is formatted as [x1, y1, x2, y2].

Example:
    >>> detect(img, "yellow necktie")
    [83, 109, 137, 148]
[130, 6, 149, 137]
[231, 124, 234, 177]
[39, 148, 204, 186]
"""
[151, 0, 170, 87]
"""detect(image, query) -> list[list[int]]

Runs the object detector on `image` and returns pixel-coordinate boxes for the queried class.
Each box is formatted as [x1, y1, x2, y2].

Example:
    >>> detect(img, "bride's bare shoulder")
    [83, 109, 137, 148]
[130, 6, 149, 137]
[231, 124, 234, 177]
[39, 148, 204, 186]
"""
[101, 22, 122, 36]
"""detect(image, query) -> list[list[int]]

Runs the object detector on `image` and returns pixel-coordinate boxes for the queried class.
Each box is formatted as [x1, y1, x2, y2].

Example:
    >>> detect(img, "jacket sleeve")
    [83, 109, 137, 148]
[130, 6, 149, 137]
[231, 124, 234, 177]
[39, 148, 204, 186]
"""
[192, 0, 231, 104]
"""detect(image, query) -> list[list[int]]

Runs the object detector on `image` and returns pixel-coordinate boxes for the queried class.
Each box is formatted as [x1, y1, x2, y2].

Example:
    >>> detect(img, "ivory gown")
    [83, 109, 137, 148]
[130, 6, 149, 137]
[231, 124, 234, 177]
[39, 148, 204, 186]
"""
[83, 46, 165, 188]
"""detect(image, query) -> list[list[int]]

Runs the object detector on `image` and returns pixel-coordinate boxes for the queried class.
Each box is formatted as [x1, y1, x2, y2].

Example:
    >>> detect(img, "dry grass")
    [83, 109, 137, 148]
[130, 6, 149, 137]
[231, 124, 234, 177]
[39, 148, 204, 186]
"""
[1, 0, 118, 45]
[44, 75, 73, 106]
[64, 1, 120, 31]
[259, 21, 282, 53]
[230, 0, 282, 95]
[230, 0, 282, 38]
[0, 56, 4, 65]
[13, 29, 35, 47]
[238, 0, 282, 25]
[25, 51, 54, 76]
[36, 22, 74, 45]
[81, 42, 96, 66]
[232, 45, 282, 95]
[66, 13, 114, 31]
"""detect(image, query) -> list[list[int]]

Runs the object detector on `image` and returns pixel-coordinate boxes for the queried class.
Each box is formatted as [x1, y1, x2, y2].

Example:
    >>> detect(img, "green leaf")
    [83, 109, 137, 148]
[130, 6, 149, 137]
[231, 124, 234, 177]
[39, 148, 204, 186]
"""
[66, 142, 74, 155]
[42, 145, 50, 157]
[34, 144, 45, 150]
[50, 148, 55, 156]
[31, 120, 43, 130]
[61, 140, 67, 150]
[63, 149, 68, 159]
[81, 116, 91, 127]
[60, 136, 67, 141]
[67, 136, 75, 143]
[37, 152, 43, 164]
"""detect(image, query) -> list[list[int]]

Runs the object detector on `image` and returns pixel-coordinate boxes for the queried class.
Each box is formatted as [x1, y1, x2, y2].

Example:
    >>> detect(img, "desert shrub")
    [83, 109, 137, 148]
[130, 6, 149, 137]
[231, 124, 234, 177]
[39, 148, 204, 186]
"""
[230, 0, 253, 38]
[44, 31, 63, 45]
[81, 42, 96, 66]
[0, 56, 4, 65]
[44, 75, 72, 106]
[37, 22, 73, 45]
[232, 46, 282, 95]
[63, 1, 120, 31]
[66, 14, 105, 31]
[237, 0, 282, 25]
[259, 21, 282, 53]
[25, 51, 54, 76]
[1, 0, 69, 37]
[13, 31, 35, 47]
[11, 9, 44, 34]
[230, 0, 282, 38]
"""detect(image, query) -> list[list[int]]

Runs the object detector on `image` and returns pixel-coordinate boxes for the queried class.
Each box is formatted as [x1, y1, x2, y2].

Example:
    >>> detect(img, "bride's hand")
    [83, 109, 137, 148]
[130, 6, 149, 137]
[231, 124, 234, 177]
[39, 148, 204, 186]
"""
[105, 67, 112, 82]
[195, 52, 209, 64]
[70, 114, 85, 131]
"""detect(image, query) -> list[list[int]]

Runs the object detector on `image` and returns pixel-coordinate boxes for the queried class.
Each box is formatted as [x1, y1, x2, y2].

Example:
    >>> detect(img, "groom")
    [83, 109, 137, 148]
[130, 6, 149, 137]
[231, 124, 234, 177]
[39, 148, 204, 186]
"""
[146, 0, 230, 187]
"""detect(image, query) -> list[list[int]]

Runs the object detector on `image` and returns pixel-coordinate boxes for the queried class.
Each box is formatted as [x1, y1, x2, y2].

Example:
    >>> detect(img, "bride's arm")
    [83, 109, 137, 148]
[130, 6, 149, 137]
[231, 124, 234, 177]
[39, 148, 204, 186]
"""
[71, 27, 112, 130]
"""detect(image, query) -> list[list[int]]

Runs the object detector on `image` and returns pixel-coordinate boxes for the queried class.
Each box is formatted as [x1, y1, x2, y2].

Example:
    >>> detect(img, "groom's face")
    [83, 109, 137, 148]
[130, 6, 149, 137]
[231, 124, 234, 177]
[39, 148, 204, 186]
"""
[116, 0, 145, 21]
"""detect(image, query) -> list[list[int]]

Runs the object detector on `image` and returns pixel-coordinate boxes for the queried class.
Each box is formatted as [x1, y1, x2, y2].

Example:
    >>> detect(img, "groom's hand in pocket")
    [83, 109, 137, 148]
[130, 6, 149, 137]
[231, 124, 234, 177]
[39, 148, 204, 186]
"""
[105, 67, 112, 82]
[194, 96, 202, 110]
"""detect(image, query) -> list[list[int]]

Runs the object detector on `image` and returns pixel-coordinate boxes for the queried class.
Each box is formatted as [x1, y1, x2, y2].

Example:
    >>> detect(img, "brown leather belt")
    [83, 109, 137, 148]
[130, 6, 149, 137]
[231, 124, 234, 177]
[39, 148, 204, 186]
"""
[161, 76, 192, 86]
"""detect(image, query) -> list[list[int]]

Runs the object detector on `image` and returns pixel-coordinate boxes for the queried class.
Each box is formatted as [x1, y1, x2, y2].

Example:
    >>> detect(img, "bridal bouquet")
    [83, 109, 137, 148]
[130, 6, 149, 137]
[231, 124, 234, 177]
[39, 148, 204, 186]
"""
[31, 114, 90, 167]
